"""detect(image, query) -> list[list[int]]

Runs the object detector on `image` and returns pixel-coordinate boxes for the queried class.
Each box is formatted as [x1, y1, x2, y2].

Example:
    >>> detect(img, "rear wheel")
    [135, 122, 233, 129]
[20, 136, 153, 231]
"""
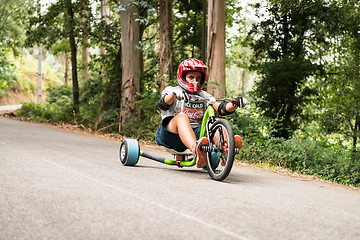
[206, 119, 235, 181]
[119, 139, 140, 166]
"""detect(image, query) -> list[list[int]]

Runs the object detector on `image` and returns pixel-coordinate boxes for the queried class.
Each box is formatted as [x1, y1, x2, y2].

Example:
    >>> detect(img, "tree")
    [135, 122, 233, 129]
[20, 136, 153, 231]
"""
[248, 0, 327, 139]
[64, 0, 80, 113]
[159, 0, 173, 91]
[26, 0, 91, 114]
[173, 0, 205, 65]
[0, 0, 30, 95]
[81, 0, 91, 82]
[206, 0, 226, 98]
[201, 0, 207, 63]
[119, 0, 141, 129]
[91, 0, 122, 130]
[100, 0, 110, 55]
[318, 0, 360, 153]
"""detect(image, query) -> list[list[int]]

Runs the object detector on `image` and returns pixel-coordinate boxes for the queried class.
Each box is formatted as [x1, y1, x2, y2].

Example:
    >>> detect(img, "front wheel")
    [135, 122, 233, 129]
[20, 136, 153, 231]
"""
[206, 119, 235, 181]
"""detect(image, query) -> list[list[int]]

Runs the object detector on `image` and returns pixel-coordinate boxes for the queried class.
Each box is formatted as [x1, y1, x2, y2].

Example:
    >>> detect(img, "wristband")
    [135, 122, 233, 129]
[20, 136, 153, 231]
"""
[158, 94, 171, 110]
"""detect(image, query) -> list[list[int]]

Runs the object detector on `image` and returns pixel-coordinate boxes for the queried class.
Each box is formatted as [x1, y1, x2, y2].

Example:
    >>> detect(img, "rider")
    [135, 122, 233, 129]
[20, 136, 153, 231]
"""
[156, 58, 247, 168]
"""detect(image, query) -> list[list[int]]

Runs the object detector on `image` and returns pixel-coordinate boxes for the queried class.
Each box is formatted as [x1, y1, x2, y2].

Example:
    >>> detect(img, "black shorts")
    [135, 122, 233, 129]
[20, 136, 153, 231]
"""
[156, 116, 201, 152]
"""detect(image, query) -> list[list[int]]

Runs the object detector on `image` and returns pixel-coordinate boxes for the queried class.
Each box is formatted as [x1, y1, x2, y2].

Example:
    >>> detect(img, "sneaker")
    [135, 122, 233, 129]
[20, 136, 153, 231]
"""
[234, 135, 242, 150]
[192, 137, 209, 168]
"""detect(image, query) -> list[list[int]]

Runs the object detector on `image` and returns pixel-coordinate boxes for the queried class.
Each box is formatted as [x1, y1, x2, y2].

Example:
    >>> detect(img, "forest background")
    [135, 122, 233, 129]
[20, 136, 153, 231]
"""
[0, 0, 359, 187]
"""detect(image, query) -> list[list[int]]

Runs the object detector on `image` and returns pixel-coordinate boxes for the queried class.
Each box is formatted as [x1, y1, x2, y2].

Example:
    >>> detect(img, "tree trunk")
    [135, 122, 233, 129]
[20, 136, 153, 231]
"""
[64, 52, 69, 86]
[81, 0, 90, 82]
[65, 0, 79, 114]
[101, 0, 110, 24]
[240, 69, 245, 94]
[101, 0, 110, 55]
[82, 39, 90, 81]
[120, 0, 141, 130]
[354, 115, 360, 154]
[159, 0, 173, 92]
[94, 0, 114, 130]
[206, 0, 226, 98]
[202, 0, 207, 63]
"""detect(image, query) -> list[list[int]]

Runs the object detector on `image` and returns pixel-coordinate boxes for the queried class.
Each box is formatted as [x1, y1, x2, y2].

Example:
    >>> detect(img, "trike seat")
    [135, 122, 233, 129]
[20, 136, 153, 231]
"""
[163, 147, 192, 156]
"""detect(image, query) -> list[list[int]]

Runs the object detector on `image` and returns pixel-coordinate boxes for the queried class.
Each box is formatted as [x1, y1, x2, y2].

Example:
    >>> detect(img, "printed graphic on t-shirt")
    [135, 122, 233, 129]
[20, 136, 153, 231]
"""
[181, 101, 206, 124]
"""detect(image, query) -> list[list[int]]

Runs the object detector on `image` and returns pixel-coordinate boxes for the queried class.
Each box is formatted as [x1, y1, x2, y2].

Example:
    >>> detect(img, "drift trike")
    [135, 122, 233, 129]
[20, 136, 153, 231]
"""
[119, 95, 242, 181]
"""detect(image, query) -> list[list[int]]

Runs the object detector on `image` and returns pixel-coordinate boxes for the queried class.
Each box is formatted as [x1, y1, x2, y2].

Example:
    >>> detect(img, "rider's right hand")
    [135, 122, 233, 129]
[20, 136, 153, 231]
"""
[231, 97, 248, 108]
[172, 90, 190, 102]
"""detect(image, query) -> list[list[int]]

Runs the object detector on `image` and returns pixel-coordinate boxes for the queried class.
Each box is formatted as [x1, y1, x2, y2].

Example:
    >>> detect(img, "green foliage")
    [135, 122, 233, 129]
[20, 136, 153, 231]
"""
[26, 1, 91, 49]
[121, 91, 161, 141]
[247, 0, 327, 139]
[17, 85, 73, 122]
[224, 101, 360, 187]
[237, 132, 360, 187]
[0, 56, 15, 96]
[79, 74, 104, 128]
[315, 0, 360, 151]
[17, 101, 72, 122]
[173, 0, 205, 64]
[0, 0, 29, 52]
[47, 85, 72, 105]
[226, 104, 270, 142]
[85, 8, 123, 131]
[0, 0, 32, 95]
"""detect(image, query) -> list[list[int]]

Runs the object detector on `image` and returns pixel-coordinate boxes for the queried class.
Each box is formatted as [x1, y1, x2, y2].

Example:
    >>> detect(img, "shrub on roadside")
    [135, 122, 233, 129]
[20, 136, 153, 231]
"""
[17, 102, 72, 122]
[237, 136, 360, 187]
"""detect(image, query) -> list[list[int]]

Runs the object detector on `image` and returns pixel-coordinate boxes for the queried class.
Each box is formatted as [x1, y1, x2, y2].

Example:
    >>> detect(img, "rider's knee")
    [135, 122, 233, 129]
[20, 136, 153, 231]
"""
[176, 112, 190, 121]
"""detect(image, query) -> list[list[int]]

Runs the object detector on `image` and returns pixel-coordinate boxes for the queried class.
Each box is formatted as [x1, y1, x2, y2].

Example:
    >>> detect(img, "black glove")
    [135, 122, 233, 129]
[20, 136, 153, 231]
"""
[231, 97, 248, 108]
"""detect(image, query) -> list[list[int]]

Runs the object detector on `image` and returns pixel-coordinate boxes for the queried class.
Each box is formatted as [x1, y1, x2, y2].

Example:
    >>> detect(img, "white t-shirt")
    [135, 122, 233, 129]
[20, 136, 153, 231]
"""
[160, 86, 215, 128]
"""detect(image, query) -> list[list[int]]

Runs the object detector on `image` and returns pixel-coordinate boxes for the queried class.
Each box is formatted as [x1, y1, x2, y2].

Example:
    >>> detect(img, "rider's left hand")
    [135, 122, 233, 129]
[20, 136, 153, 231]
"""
[209, 97, 216, 104]
[231, 97, 248, 108]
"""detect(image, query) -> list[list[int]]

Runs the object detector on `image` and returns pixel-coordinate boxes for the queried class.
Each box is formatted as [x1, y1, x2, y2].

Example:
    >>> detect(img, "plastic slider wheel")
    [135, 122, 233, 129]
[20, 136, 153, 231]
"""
[119, 139, 140, 166]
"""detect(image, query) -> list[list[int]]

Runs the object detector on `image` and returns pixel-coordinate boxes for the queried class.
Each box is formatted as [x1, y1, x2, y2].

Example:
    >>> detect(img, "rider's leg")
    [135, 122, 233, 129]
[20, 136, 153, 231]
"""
[167, 113, 209, 168]
[166, 112, 196, 150]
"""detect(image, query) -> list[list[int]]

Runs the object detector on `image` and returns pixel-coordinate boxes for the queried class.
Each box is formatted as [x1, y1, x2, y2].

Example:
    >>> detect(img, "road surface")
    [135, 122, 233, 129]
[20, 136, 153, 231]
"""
[0, 104, 22, 113]
[1, 116, 359, 240]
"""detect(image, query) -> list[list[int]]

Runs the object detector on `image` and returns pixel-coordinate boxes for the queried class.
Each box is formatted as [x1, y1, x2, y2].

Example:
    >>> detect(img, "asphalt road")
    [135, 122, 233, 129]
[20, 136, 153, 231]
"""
[1, 116, 360, 240]
[0, 105, 22, 111]
[0, 105, 22, 114]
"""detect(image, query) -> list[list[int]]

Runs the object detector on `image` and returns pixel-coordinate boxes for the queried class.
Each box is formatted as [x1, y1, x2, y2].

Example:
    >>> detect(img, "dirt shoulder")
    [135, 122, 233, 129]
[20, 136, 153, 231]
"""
[0, 90, 36, 106]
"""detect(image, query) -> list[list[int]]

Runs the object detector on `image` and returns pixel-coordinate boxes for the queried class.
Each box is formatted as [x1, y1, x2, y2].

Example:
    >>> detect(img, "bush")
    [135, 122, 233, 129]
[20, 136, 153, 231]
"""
[47, 85, 72, 104]
[0, 56, 15, 96]
[17, 102, 72, 122]
[79, 74, 105, 129]
[237, 135, 360, 187]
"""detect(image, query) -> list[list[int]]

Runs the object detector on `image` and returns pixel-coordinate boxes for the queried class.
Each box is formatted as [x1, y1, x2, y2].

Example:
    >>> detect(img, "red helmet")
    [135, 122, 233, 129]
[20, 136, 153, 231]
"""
[177, 58, 207, 93]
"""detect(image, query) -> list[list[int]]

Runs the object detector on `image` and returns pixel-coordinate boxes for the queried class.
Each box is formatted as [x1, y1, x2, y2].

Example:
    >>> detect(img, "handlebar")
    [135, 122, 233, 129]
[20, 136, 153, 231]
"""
[189, 94, 231, 103]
